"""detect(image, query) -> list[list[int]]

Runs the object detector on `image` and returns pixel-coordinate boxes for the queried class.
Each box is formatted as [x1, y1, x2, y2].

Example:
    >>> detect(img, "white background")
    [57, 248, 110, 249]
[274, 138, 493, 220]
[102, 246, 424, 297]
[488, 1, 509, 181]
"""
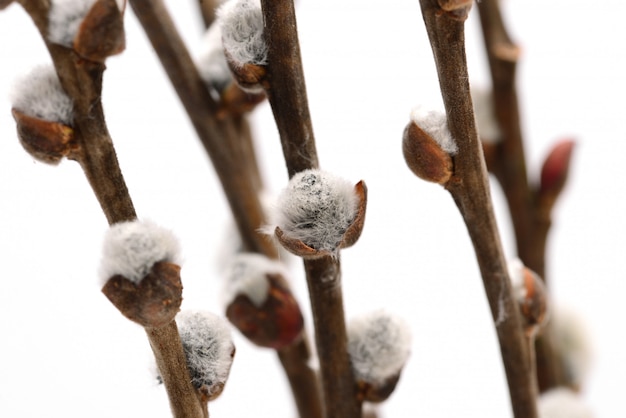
[0, 0, 624, 417]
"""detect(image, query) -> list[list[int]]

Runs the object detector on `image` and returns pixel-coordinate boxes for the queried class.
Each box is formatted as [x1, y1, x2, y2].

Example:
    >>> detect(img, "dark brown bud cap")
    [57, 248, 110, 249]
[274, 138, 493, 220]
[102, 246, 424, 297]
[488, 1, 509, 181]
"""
[357, 372, 402, 403]
[12, 109, 76, 164]
[74, 0, 125, 62]
[102, 261, 183, 328]
[224, 50, 268, 94]
[403, 121, 453, 185]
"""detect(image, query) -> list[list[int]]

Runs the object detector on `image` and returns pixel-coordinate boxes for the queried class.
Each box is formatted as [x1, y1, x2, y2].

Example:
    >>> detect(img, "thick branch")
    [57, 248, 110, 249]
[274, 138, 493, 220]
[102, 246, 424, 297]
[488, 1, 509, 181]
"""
[418, 2, 538, 418]
[260, 0, 319, 178]
[303, 257, 361, 418]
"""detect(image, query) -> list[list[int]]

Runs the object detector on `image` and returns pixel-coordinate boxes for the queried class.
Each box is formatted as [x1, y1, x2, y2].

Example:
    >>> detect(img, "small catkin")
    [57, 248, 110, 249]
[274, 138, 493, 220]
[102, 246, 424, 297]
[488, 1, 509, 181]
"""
[410, 105, 458, 155]
[538, 387, 593, 418]
[218, 0, 267, 68]
[99, 219, 181, 284]
[47, 0, 98, 47]
[10, 65, 73, 124]
[347, 309, 412, 384]
[271, 169, 359, 253]
[196, 23, 233, 92]
[175, 310, 235, 392]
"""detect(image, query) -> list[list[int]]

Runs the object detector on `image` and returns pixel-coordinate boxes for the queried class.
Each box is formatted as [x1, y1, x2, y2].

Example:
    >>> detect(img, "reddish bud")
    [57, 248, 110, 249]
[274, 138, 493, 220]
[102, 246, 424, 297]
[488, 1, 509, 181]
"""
[540, 139, 576, 197]
[402, 121, 453, 185]
[74, 0, 125, 62]
[226, 273, 304, 349]
[12, 109, 76, 164]
[102, 261, 183, 328]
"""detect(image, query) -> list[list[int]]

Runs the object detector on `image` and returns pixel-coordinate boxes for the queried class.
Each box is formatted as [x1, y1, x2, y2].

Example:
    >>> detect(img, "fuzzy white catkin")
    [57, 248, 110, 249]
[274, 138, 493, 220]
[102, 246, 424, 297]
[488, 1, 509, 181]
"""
[99, 220, 181, 284]
[222, 253, 289, 307]
[10, 65, 73, 124]
[471, 86, 502, 144]
[218, 0, 267, 68]
[47, 0, 126, 47]
[271, 169, 359, 253]
[47, 0, 98, 47]
[552, 307, 593, 388]
[538, 388, 593, 418]
[409, 105, 458, 155]
[196, 23, 233, 92]
[347, 309, 412, 384]
[175, 310, 234, 391]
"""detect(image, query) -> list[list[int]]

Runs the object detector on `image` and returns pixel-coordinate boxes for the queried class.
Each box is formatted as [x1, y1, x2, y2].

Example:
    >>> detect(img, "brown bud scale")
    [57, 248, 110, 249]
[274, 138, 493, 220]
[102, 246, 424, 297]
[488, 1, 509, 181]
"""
[102, 261, 183, 328]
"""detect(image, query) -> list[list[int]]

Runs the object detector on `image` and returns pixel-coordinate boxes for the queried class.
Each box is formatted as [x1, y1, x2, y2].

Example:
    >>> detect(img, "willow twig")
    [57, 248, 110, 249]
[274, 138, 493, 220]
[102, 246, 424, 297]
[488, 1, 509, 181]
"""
[260, 1, 361, 417]
[476, 0, 569, 392]
[17, 1, 203, 417]
[418, 1, 538, 417]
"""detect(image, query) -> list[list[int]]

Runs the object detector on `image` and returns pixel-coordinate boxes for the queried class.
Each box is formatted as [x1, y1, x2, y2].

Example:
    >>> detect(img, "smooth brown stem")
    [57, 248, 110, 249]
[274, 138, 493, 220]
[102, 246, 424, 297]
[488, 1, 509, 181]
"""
[260, 0, 319, 178]
[129, 0, 276, 257]
[147, 323, 206, 418]
[277, 339, 324, 418]
[260, 1, 360, 417]
[476, 0, 567, 392]
[304, 257, 361, 418]
[418, 2, 538, 418]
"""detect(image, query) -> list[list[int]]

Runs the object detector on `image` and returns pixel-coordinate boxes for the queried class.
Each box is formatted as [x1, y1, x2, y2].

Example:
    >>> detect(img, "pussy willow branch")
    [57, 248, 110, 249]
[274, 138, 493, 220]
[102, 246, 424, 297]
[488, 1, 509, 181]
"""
[476, 0, 567, 392]
[128, 2, 323, 418]
[16, 1, 203, 417]
[261, 1, 361, 418]
[418, 1, 538, 418]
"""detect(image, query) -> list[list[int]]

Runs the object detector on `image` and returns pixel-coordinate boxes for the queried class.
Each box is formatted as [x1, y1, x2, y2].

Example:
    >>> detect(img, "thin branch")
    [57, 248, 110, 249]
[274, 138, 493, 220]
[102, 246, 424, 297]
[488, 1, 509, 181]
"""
[260, 1, 361, 417]
[17, 2, 203, 417]
[418, 2, 538, 418]
[476, 0, 569, 392]
[129, 2, 324, 417]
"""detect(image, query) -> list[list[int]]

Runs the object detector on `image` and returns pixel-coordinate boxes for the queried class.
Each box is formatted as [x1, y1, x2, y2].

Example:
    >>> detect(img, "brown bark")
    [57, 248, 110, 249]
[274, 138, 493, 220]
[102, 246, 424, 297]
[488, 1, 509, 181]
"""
[418, 1, 539, 417]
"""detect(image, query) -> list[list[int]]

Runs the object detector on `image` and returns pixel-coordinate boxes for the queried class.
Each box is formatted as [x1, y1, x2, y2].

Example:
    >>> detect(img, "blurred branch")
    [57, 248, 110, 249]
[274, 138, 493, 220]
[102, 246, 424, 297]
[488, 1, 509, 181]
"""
[476, 0, 572, 392]
[418, 1, 538, 418]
